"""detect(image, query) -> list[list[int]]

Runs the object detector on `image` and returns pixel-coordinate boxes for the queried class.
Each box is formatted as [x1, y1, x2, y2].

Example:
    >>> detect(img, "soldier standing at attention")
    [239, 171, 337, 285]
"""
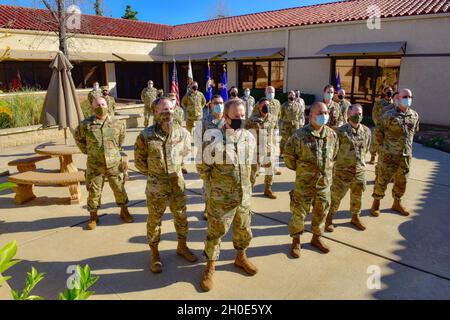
[280, 90, 303, 155]
[325, 104, 372, 232]
[74, 97, 134, 230]
[88, 82, 101, 105]
[134, 97, 197, 273]
[101, 86, 116, 117]
[371, 89, 419, 217]
[197, 98, 258, 292]
[322, 85, 343, 129]
[294, 89, 306, 126]
[283, 102, 339, 257]
[141, 80, 158, 127]
[369, 86, 394, 164]
[181, 81, 206, 135]
[337, 89, 352, 124]
[241, 88, 255, 119]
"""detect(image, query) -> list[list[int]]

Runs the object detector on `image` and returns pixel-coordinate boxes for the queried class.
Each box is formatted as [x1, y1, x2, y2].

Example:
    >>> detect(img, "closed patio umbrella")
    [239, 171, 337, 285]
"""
[41, 51, 84, 144]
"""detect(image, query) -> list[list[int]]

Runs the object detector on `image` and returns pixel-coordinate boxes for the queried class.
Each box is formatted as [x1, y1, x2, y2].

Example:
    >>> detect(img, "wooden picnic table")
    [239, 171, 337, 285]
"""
[34, 144, 81, 173]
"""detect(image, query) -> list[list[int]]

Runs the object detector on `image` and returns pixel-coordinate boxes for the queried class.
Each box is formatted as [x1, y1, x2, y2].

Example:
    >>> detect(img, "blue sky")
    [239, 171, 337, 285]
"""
[2, 0, 342, 25]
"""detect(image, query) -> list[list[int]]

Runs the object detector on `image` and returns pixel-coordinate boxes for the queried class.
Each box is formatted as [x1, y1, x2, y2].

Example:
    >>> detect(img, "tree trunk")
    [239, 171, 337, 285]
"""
[58, 0, 68, 56]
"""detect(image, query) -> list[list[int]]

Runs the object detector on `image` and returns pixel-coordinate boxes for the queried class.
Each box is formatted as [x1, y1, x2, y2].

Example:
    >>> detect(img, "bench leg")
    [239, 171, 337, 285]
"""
[17, 164, 37, 173]
[68, 182, 81, 205]
[13, 184, 36, 204]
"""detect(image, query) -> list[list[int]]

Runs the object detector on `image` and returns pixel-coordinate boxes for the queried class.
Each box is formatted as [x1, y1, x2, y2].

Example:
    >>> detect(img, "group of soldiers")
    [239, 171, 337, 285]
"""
[74, 79, 419, 292]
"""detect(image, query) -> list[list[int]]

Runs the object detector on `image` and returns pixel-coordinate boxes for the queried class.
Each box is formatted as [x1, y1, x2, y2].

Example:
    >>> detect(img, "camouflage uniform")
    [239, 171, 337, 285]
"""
[88, 89, 102, 105]
[141, 87, 159, 126]
[181, 91, 207, 134]
[197, 127, 255, 260]
[74, 115, 128, 212]
[373, 107, 419, 200]
[296, 97, 307, 126]
[103, 95, 116, 116]
[134, 122, 191, 245]
[329, 123, 372, 217]
[338, 99, 352, 123]
[173, 106, 185, 126]
[283, 124, 339, 235]
[326, 100, 344, 128]
[241, 95, 256, 119]
[280, 100, 304, 154]
[370, 98, 394, 157]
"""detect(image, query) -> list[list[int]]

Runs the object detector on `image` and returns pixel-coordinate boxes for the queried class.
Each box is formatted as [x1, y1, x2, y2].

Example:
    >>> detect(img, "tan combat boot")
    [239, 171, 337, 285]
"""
[371, 199, 381, 217]
[119, 204, 134, 223]
[325, 213, 335, 233]
[149, 244, 162, 273]
[264, 185, 277, 199]
[234, 250, 258, 275]
[201, 260, 215, 292]
[87, 211, 99, 230]
[311, 234, 330, 253]
[351, 214, 366, 231]
[176, 238, 198, 262]
[392, 199, 410, 216]
[290, 235, 301, 259]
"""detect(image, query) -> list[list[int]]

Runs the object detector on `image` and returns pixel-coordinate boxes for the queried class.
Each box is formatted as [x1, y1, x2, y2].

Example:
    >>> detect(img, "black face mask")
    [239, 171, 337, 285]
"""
[288, 97, 294, 101]
[231, 92, 237, 97]
[338, 95, 344, 100]
[261, 105, 269, 114]
[386, 91, 393, 98]
[191, 86, 198, 91]
[230, 118, 245, 130]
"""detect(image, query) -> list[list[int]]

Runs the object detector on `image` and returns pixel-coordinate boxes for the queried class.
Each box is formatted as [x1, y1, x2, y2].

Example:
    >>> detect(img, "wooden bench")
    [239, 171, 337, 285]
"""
[8, 155, 52, 172]
[8, 171, 85, 205]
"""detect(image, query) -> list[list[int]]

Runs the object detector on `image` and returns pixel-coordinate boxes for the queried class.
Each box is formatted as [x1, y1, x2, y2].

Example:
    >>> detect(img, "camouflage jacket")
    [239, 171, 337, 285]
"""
[141, 87, 158, 107]
[334, 123, 371, 171]
[376, 107, 420, 157]
[241, 95, 256, 119]
[252, 98, 281, 125]
[74, 115, 125, 169]
[338, 99, 352, 123]
[196, 127, 255, 208]
[372, 98, 393, 126]
[181, 91, 207, 121]
[103, 95, 116, 116]
[174, 106, 185, 126]
[203, 114, 225, 132]
[246, 113, 274, 165]
[134, 122, 191, 179]
[326, 100, 344, 128]
[88, 89, 101, 104]
[280, 101, 304, 127]
[283, 124, 339, 189]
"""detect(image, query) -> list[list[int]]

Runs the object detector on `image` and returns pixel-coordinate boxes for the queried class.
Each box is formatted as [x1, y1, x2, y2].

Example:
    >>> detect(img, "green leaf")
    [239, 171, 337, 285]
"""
[0, 259, 21, 274]
[11, 290, 19, 300]
[0, 241, 18, 271]
[25, 295, 43, 300]
[0, 275, 11, 285]
[0, 182, 17, 191]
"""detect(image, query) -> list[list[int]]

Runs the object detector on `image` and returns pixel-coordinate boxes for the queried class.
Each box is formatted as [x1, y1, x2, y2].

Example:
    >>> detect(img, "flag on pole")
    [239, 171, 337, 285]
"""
[171, 59, 180, 106]
[220, 64, 228, 101]
[187, 57, 193, 85]
[205, 60, 213, 102]
[336, 72, 342, 92]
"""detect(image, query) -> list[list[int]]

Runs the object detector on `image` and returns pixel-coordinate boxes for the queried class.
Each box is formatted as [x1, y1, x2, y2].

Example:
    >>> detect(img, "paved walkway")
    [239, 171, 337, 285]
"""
[0, 127, 449, 300]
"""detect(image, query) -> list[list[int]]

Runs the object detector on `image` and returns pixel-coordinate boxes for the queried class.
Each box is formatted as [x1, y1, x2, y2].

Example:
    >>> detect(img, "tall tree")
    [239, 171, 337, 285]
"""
[122, 5, 138, 20]
[94, 0, 103, 16]
[209, 0, 231, 19]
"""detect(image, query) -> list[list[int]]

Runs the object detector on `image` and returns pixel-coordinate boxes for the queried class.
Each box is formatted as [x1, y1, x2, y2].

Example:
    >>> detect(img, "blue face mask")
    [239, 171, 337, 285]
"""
[401, 98, 412, 108]
[324, 92, 334, 101]
[267, 93, 275, 100]
[213, 103, 224, 114]
[315, 114, 329, 126]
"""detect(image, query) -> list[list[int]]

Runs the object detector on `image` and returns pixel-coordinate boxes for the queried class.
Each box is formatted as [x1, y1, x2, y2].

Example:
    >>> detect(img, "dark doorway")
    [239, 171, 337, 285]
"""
[115, 62, 163, 99]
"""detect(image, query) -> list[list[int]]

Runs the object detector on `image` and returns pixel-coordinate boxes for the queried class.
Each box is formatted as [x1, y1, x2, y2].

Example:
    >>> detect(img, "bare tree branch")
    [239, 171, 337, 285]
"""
[42, 0, 59, 23]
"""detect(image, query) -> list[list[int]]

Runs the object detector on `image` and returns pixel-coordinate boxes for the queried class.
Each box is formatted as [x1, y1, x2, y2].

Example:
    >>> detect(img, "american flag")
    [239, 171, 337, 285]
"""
[171, 60, 180, 106]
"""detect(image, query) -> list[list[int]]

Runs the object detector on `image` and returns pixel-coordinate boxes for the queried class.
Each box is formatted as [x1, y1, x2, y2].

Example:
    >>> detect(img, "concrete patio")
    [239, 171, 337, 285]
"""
[0, 126, 449, 300]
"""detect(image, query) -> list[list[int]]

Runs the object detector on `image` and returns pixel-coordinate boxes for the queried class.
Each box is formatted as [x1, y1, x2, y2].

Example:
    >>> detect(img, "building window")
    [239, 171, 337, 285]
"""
[0, 61, 52, 92]
[72, 62, 106, 89]
[238, 60, 284, 90]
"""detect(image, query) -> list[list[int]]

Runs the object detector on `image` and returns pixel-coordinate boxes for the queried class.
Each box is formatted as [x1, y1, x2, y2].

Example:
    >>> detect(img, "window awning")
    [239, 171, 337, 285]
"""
[67, 52, 122, 62]
[221, 48, 285, 60]
[0, 49, 57, 61]
[169, 51, 226, 62]
[316, 42, 407, 56]
[112, 53, 168, 62]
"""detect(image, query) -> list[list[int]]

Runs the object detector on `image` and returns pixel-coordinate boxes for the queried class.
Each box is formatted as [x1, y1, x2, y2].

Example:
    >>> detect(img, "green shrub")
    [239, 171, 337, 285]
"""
[0, 100, 13, 129]
[423, 136, 445, 148]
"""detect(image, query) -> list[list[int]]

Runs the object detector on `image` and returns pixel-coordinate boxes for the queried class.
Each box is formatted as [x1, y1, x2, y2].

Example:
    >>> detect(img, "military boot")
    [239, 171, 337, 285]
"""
[290, 235, 301, 259]
[264, 185, 277, 199]
[87, 211, 99, 230]
[371, 199, 381, 217]
[275, 168, 282, 176]
[234, 250, 258, 275]
[392, 199, 410, 216]
[182, 166, 188, 174]
[119, 204, 134, 223]
[351, 214, 366, 231]
[369, 154, 376, 164]
[201, 260, 215, 292]
[176, 238, 198, 262]
[311, 234, 330, 253]
[325, 212, 335, 232]
[149, 244, 162, 273]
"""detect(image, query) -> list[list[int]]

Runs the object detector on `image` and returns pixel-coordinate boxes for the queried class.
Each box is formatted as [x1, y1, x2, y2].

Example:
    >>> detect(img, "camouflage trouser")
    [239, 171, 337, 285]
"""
[86, 165, 128, 212]
[280, 122, 298, 155]
[203, 180, 211, 215]
[204, 204, 252, 261]
[329, 169, 366, 216]
[373, 154, 411, 200]
[144, 104, 152, 127]
[370, 126, 381, 157]
[250, 164, 273, 188]
[146, 178, 189, 245]
[288, 187, 330, 236]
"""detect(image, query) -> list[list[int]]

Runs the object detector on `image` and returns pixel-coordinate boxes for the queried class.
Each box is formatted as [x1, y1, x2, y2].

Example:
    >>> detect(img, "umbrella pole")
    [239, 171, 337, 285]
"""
[64, 128, 68, 145]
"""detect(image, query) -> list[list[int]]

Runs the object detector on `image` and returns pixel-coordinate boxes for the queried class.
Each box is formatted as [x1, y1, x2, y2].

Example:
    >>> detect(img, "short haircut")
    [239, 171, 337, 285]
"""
[258, 97, 269, 105]
[153, 97, 172, 110]
[211, 94, 222, 101]
[310, 101, 326, 113]
[224, 98, 244, 116]
[383, 86, 393, 93]
[348, 104, 363, 112]
[323, 84, 334, 92]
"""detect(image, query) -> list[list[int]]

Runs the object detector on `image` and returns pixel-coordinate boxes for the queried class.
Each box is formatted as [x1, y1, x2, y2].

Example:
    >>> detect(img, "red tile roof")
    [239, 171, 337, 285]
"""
[0, 0, 449, 41]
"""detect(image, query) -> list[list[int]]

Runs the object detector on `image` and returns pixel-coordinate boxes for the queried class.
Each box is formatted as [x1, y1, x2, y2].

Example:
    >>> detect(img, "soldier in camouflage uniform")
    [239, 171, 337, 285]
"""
[369, 87, 394, 164]
[134, 97, 197, 274]
[371, 89, 419, 217]
[181, 81, 207, 135]
[197, 99, 258, 292]
[322, 84, 343, 129]
[325, 104, 371, 232]
[87, 82, 101, 105]
[295, 89, 306, 126]
[283, 102, 339, 257]
[280, 90, 304, 155]
[241, 88, 255, 119]
[74, 96, 134, 230]
[141, 80, 159, 127]
[246, 98, 277, 199]
[101, 86, 116, 116]
[337, 89, 352, 123]
[168, 93, 184, 127]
